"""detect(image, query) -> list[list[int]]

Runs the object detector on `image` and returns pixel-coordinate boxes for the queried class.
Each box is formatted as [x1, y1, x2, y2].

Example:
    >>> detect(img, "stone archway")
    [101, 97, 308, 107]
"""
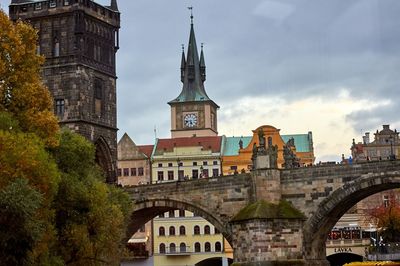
[303, 173, 400, 263]
[95, 136, 115, 183]
[128, 198, 232, 244]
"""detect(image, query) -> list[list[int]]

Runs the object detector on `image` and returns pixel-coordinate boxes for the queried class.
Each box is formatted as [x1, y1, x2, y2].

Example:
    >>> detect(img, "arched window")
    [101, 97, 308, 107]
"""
[179, 225, 186, 235]
[169, 243, 176, 253]
[204, 225, 210, 234]
[169, 226, 175, 236]
[159, 243, 166, 254]
[180, 242, 186, 253]
[194, 225, 200, 235]
[205, 242, 211, 252]
[214, 227, 220, 234]
[215, 241, 222, 252]
[194, 242, 201, 252]
[159, 226, 165, 236]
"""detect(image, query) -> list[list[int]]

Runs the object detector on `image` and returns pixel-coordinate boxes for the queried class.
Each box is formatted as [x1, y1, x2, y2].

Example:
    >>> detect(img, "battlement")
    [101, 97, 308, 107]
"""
[9, 0, 120, 27]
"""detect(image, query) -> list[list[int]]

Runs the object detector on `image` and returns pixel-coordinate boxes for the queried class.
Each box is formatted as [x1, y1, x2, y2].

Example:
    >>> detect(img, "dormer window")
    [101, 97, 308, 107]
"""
[49, 0, 57, 8]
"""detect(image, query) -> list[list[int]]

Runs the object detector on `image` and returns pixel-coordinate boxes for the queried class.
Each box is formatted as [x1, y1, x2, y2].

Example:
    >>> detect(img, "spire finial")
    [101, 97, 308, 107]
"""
[188, 6, 193, 24]
[181, 44, 185, 52]
[201, 43, 204, 50]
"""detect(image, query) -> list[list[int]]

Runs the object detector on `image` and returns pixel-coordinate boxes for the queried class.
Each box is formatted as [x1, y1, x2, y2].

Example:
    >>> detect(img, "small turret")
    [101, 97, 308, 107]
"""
[180, 45, 186, 83]
[200, 43, 206, 82]
[110, 0, 118, 11]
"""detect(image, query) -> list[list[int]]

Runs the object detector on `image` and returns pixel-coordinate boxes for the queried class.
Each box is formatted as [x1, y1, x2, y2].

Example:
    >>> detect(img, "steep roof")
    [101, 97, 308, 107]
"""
[154, 136, 222, 156]
[117, 133, 150, 160]
[137, 145, 154, 158]
[223, 136, 252, 156]
[281, 134, 312, 153]
[168, 17, 218, 107]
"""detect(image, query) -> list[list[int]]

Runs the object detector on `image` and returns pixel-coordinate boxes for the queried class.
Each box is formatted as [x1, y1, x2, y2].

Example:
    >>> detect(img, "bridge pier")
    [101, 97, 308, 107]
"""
[229, 199, 308, 266]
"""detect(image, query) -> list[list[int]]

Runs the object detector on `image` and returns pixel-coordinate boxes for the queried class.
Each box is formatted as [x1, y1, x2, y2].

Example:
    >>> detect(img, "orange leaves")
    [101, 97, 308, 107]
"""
[0, 10, 58, 147]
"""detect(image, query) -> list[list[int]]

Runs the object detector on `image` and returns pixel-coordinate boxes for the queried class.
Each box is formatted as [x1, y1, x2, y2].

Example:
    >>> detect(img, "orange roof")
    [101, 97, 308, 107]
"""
[155, 136, 222, 155]
[137, 145, 154, 158]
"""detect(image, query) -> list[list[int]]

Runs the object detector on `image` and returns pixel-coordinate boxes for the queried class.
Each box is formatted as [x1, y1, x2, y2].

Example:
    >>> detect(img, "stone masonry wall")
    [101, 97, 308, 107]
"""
[230, 218, 304, 263]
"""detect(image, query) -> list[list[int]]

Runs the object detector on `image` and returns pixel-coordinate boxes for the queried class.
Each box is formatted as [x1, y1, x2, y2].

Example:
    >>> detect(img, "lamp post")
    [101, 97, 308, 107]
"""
[389, 136, 395, 160]
[177, 158, 181, 180]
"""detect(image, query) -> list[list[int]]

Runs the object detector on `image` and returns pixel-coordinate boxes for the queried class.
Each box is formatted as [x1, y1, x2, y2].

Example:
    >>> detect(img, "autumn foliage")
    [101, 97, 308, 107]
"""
[367, 192, 400, 242]
[0, 9, 59, 147]
[0, 10, 131, 265]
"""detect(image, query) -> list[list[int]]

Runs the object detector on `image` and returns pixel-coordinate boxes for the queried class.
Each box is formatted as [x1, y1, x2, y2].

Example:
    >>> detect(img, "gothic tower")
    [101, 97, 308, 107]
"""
[9, 0, 120, 183]
[168, 14, 219, 138]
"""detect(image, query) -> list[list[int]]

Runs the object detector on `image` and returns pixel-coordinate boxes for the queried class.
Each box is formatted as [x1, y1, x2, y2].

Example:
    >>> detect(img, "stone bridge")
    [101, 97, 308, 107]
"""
[125, 160, 400, 266]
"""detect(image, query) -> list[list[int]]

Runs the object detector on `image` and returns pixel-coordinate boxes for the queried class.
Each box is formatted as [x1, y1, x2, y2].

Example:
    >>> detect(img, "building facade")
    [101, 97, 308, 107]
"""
[351, 125, 399, 162]
[117, 133, 153, 261]
[151, 136, 223, 182]
[222, 125, 315, 175]
[9, 0, 120, 183]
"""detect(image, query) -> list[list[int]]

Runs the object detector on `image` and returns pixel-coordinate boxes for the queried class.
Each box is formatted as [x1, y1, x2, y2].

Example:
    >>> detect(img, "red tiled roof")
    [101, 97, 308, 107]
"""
[155, 136, 222, 154]
[137, 145, 154, 158]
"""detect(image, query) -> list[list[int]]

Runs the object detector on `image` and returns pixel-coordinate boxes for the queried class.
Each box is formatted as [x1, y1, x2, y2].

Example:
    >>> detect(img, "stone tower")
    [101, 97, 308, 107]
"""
[168, 14, 219, 138]
[9, 0, 120, 183]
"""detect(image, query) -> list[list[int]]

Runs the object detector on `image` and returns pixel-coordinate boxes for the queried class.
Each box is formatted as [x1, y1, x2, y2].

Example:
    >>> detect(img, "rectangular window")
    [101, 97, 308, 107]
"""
[55, 99, 65, 117]
[230, 165, 238, 170]
[213, 161, 218, 165]
[123, 168, 129, 176]
[157, 171, 164, 181]
[64, 0, 69, 5]
[193, 162, 197, 166]
[168, 171, 174, 180]
[178, 162, 183, 167]
[94, 78, 103, 117]
[168, 210, 175, 218]
[192, 169, 198, 179]
[130, 168, 136, 176]
[35, 2, 42, 10]
[179, 209, 185, 217]
[138, 167, 144, 176]
[117, 168, 121, 177]
[203, 161, 208, 166]
[158, 163, 163, 167]
[168, 162, 173, 167]
[213, 169, 219, 177]
[49, 0, 56, 8]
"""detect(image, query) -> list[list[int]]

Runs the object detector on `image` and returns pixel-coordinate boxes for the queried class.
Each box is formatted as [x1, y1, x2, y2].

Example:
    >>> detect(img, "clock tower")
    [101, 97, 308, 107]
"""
[169, 14, 219, 138]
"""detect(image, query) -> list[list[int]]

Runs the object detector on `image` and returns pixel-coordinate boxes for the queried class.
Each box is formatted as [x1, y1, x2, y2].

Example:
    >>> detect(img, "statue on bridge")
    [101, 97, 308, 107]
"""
[283, 138, 300, 169]
[252, 129, 278, 169]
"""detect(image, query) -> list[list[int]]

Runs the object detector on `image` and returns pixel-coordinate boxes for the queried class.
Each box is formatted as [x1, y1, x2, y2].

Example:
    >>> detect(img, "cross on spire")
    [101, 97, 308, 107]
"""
[188, 6, 193, 24]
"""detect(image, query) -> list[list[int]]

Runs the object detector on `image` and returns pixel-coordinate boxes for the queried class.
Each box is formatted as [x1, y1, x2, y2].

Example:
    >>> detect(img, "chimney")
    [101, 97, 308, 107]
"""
[363, 132, 370, 144]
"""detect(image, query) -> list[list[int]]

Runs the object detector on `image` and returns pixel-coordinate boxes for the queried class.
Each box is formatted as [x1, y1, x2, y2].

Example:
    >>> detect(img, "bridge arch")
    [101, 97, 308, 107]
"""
[303, 172, 400, 261]
[127, 198, 233, 244]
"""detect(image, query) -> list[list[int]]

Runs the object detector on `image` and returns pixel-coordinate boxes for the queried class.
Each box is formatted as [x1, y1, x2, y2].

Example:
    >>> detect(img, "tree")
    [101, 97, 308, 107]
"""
[51, 130, 131, 265]
[0, 10, 59, 147]
[367, 191, 400, 242]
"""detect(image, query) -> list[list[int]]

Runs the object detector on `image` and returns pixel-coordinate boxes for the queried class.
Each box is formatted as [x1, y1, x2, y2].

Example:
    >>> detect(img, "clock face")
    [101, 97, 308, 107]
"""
[184, 113, 198, 127]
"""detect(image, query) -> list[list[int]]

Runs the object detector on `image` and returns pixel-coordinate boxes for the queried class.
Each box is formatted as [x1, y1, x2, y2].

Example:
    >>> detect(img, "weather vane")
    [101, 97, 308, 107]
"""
[188, 6, 193, 24]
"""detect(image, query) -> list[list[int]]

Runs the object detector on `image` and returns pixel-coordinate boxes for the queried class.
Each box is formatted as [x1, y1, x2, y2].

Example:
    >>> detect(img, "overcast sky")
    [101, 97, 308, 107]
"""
[2, 0, 400, 162]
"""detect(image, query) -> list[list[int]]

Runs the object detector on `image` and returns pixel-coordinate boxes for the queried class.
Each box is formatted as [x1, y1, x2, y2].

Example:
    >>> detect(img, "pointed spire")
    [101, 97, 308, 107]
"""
[168, 7, 218, 109]
[180, 44, 186, 83]
[110, 0, 118, 11]
[200, 43, 206, 82]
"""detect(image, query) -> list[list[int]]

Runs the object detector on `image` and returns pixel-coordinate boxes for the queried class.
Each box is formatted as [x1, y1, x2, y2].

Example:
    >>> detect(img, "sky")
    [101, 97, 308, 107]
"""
[1, 0, 400, 162]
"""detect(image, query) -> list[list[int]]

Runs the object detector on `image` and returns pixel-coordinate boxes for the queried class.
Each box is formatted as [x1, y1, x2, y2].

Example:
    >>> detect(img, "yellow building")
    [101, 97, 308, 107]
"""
[222, 125, 315, 175]
[153, 210, 232, 266]
[151, 136, 233, 265]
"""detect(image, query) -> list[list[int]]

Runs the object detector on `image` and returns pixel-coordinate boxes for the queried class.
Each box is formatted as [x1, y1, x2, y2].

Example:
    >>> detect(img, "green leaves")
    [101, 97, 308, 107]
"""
[0, 178, 44, 265]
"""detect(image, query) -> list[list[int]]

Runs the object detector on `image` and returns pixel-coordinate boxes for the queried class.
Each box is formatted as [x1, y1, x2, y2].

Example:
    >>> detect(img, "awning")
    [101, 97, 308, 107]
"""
[128, 237, 148, 244]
